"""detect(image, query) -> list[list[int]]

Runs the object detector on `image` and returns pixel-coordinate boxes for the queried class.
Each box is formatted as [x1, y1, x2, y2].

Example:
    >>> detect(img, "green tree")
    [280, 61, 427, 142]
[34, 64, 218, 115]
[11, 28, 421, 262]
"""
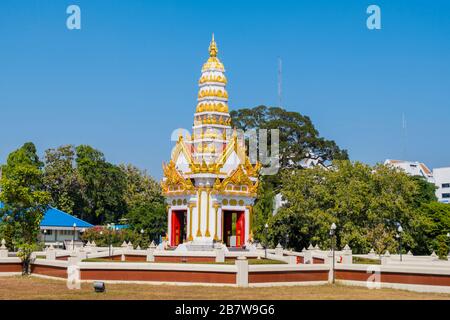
[120, 164, 165, 209]
[230, 106, 348, 173]
[43, 145, 82, 214]
[0, 143, 50, 273]
[75, 145, 127, 224]
[269, 160, 432, 254]
[419, 202, 450, 258]
[251, 180, 275, 243]
[409, 175, 438, 206]
[125, 203, 167, 243]
[120, 164, 166, 241]
[231, 106, 349, 240]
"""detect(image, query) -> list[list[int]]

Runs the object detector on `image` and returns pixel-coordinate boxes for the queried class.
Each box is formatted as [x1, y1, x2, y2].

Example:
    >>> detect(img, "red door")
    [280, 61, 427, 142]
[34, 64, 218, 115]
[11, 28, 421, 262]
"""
[171, 211, 181, 246]
[236, 212, 245, 247]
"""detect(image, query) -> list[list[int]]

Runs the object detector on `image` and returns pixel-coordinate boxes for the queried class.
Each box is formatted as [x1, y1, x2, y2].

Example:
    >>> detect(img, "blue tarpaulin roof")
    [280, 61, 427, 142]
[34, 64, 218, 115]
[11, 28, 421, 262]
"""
[0, 202, 93, 229]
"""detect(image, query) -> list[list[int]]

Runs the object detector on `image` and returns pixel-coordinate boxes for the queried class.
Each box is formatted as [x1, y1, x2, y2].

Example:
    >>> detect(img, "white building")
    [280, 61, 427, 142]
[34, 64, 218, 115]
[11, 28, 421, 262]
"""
[433, 167, 450, 204]
[384, 159, 434, 182]
[384, 159, 450, 204]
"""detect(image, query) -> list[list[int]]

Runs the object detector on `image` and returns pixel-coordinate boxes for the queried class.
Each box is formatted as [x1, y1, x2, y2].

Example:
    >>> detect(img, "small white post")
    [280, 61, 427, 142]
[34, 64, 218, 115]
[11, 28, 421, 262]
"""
[342, 244, 352, 264]
[46, 245, 56, 260]
[0, 239, 8, 258]
[381, 250, 390, 265]
[235, 256, 249, 287]
[215, 246, 225, 263]
[288, 255, 297, 264]
[430, 251, 439, 261]
[127, 241, 133, 250]
[275, 243, 284, 256]
[302, 247, 312, 264]
[146, 242, 156, 262]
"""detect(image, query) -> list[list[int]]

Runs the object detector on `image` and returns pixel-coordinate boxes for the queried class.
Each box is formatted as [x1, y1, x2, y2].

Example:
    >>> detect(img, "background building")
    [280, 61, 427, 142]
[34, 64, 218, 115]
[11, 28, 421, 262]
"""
[384, 159, 450, 204]
[40, 207, 93, 247]
[384, 159, 434, 182]
[1, 202, 93, 248]
[433, 167, 450, 204]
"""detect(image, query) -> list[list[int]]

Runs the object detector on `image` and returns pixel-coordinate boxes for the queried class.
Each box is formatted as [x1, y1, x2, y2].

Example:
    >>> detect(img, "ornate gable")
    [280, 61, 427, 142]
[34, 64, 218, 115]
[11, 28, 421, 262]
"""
[161, 160, 195, 195]
[213, 165, 259, 196]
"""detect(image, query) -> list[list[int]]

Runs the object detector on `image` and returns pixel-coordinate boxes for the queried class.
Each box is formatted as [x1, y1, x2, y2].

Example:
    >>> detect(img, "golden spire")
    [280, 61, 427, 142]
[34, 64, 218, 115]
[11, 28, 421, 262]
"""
[209, 33, 218, 57]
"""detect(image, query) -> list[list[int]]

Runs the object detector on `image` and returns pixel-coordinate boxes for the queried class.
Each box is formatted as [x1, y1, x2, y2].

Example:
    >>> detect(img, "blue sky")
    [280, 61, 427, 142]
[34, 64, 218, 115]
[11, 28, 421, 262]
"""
[1, 0, 449, 178]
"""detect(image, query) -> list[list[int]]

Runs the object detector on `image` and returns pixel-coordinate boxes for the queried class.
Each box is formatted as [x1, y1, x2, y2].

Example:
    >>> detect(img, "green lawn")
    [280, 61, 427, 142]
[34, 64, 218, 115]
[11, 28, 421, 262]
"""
[2, 276, 450, 300]
[353, 256, 381, 265]
[82, 258, 286, 264]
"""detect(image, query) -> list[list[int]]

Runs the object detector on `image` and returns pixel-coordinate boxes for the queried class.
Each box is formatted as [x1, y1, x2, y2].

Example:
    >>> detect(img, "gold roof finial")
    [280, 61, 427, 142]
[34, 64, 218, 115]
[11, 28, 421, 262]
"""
[209, 33, 218, 57]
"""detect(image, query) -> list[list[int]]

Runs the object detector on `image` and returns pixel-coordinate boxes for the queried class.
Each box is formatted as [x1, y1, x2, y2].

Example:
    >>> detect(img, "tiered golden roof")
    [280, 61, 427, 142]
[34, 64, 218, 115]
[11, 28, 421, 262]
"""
[196, 102, 229, 113]
[199, 74, 227, 84]
[198, 88, 228, 99]
[162, 35, 261, 197]
[194, 114, 231, 126]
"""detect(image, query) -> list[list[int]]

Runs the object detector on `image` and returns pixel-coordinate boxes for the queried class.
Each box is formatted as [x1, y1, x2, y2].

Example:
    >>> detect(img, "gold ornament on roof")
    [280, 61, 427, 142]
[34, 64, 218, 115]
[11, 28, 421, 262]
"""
[196, 102, 229, 113]
[198, 88, 228, 99]
[209, 33, 218, 57]
[196, 143, 216, 154]
[199, 74, 227, 84]
[202, 34, 225, 72]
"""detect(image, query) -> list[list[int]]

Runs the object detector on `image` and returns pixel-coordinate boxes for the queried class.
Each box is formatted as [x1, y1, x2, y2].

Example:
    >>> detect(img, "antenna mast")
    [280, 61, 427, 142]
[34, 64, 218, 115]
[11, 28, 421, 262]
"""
[278, 57, 282, 108]
[402, 112, 408, 159]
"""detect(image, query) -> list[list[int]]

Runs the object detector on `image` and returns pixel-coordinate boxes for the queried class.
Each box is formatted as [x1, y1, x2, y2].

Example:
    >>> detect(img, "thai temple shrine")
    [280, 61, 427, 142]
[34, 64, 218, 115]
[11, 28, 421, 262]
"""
[162, 35, 261, 248]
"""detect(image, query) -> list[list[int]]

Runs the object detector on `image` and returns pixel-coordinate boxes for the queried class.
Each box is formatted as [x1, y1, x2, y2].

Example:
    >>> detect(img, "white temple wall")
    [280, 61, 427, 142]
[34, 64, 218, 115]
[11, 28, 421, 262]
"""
[166, 194, 255, 245]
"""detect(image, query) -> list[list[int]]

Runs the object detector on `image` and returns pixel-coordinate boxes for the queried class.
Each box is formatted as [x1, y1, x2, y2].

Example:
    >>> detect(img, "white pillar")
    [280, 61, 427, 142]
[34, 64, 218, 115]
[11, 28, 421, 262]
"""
[275, 243, 284, 256]
[381, 251, 390, 265]
[0, 239, 8, 258]
[244, 206, 250, 244]
[235, 256, 249, 287]
[215, 246, 225, 263]
[342, 244, 352, 264]
[302, 248, 312, 264]
[146, 243, 156, 262]
[167, 206, 172, 244]
[218, 207, 223, 241]
[288, 256, 297, 264]
[46, 248, 56, 260]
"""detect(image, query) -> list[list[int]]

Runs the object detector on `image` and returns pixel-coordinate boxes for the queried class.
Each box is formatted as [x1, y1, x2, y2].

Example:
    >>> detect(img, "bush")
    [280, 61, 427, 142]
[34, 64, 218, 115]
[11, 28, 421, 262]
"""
[81, 226, 152, 248]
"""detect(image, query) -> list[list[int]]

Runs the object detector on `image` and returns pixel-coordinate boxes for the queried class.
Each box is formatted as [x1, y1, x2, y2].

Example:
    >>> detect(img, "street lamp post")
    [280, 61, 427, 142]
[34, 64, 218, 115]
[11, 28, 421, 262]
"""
[397, 225, 403, 262]
[140, 229, 145, 247]
[329, 223, 337, 284]
[447, 233, 450, 257]
[43, 229, 47, 248]
[107, 223, 115, 259]
[264, 223, 269, 259]
[285, 233, 289, 250]
[72, 223, 76, 251]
